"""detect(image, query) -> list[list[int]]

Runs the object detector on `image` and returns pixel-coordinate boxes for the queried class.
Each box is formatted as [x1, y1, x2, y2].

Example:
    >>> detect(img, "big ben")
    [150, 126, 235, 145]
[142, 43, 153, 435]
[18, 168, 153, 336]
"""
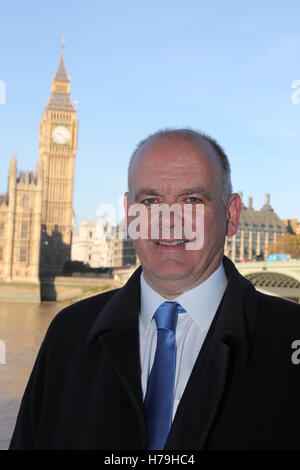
[39, 38, 78, 276]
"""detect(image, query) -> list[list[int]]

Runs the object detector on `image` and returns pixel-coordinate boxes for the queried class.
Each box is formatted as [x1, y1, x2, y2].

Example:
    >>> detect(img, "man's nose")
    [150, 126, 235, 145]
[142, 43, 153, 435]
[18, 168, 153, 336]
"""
[159, 204, 184, 235]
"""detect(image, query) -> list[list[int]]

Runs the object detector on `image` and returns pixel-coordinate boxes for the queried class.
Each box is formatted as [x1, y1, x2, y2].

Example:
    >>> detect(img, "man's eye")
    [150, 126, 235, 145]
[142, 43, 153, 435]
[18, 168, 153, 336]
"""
[185, 197, 203, 203]
[141, 198, 158, 205]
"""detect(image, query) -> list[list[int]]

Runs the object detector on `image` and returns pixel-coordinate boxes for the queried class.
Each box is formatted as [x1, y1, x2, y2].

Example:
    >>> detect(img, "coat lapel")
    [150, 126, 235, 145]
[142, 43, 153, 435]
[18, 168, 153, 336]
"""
[165, 256, 258, 449]
[87, 265, 147, 446]
[165, 335, 230, 450]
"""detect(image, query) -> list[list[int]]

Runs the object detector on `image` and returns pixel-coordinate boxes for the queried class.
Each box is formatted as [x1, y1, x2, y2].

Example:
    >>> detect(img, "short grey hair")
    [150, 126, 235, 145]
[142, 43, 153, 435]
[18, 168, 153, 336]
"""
[127, 128, 233, 205]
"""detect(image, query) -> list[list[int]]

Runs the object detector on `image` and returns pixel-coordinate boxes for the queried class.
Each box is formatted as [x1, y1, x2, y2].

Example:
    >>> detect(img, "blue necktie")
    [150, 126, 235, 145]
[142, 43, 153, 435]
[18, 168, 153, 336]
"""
[144, 301, 185, 450]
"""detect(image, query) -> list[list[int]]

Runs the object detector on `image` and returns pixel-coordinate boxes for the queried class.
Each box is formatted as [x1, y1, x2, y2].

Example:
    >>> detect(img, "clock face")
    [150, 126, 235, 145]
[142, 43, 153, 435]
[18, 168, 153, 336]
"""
[52, 125, 70, 145]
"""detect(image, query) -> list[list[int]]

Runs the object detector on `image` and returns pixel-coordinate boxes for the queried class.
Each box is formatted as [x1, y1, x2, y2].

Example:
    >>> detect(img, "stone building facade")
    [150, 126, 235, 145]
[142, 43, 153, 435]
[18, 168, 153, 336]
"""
[0, 158, 43, 280]
[111, 219, 137, 267]
[71, 216, 113, 268]
[225, 193, 286, 262]
[282, 219, 300, 235]
[71, 216, 138, 268]
[0, 41, 78, 281]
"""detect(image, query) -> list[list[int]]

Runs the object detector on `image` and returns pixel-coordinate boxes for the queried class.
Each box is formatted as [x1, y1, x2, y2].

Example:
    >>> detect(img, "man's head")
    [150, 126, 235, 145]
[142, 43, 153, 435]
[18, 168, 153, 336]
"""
[125, 128, 242, 298]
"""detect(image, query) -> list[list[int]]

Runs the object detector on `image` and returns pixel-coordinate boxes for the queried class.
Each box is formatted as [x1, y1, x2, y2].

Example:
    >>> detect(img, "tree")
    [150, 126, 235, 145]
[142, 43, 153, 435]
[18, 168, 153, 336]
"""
[268, 233, 300, 259]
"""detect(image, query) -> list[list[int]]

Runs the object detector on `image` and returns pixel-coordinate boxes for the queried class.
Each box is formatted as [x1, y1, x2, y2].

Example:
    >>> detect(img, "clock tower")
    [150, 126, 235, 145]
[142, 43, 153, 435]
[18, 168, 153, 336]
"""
[39, 38, 78, 276]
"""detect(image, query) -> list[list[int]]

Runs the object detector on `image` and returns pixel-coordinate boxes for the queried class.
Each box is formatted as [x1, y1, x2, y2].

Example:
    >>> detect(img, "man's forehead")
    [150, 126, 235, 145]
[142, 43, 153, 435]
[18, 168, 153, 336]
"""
[128, 133, 223, 202]
[133, 185, 213, 201]
[131, 136, 219, 184]
[136, 134, 214, 159]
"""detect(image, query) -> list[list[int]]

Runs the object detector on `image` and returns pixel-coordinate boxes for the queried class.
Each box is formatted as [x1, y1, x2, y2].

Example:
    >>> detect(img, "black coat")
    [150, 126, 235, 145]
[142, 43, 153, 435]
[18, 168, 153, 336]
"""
[9, 256, 300, 449]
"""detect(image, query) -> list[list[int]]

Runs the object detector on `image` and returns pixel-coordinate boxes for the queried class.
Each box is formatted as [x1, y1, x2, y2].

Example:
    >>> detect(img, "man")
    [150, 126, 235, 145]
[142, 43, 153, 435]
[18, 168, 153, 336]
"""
[10, 129, 300, 450]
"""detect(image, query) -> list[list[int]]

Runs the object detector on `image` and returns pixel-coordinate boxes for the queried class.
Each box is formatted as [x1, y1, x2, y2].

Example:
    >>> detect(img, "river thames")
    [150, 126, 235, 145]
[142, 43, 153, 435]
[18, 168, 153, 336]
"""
[0, 301, 71, 450]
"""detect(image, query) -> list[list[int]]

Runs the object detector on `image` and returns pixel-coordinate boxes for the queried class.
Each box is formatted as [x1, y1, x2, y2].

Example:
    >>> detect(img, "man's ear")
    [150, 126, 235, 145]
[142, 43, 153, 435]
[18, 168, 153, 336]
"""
[226, 193, 242, 237]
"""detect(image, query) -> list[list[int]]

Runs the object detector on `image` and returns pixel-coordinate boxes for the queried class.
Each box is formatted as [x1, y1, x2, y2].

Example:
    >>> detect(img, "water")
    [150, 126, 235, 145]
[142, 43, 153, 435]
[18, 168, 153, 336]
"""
[0, 301, 71, 450]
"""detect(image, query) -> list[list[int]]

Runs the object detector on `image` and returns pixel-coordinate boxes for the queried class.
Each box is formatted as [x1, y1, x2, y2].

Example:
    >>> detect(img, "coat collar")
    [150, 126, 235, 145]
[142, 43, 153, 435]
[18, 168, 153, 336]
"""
[214, 255, 257, 367]
[87, 264, 142, 345]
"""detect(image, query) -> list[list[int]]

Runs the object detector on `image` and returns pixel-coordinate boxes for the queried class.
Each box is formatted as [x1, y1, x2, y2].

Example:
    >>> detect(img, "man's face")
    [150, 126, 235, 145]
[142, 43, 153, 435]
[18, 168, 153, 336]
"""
[125, 136, 241, 297]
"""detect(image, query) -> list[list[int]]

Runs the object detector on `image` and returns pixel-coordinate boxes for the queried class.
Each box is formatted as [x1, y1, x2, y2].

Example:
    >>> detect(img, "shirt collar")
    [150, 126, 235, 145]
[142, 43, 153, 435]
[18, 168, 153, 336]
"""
[140, 262, 228, 333]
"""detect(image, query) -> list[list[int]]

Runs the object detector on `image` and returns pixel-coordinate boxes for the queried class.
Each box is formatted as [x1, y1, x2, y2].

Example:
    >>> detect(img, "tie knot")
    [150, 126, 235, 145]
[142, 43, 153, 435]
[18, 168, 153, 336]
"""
[154, 301, 185, 332]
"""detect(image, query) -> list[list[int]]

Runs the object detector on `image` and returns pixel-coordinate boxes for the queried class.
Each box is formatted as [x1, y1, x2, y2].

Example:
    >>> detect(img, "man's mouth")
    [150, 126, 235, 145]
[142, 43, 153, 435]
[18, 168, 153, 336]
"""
[155, 240, 187, 246]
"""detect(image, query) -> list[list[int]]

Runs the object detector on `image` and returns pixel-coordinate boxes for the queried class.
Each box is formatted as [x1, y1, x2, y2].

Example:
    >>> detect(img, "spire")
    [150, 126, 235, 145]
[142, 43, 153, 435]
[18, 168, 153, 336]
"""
[54, 36, 69, 82]
[265, 193, 270, 205]
[10, 153, 17, 171]
[48, 37, 74, 109]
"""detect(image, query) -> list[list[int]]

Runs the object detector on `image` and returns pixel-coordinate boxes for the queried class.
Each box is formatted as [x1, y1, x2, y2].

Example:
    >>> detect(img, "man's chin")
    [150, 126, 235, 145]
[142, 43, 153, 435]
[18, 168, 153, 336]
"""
[149, 266, 191, 282]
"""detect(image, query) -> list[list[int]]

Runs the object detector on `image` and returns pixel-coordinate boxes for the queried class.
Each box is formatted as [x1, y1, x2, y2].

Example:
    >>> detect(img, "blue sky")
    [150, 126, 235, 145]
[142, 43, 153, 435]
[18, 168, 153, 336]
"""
[0, 0, 300, 224]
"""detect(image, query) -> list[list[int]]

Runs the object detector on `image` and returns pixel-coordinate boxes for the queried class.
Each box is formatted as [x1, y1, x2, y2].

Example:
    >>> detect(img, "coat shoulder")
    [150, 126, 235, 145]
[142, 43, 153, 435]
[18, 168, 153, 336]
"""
[257, 290, 300, 317]
[45, 288, 121, 344]
[255, 290, 300, 336]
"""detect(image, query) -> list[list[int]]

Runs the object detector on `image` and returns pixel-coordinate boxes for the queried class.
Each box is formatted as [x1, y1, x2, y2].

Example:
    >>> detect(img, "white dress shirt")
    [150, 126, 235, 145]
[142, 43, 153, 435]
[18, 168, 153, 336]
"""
[139, 262, 228, 420]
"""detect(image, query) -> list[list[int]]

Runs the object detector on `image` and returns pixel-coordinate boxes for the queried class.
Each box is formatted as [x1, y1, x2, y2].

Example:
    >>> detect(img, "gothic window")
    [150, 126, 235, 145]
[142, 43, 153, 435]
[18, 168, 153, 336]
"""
[22, 196, 30, 208]
[18, 247, 27, 263]
[0, 222, 4, 238]
[19, 221, 29, 239]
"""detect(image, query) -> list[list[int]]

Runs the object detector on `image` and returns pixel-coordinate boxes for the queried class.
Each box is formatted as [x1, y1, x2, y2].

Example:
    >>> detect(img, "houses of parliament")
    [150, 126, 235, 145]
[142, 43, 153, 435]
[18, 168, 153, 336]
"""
[0, 41, 78, 282]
